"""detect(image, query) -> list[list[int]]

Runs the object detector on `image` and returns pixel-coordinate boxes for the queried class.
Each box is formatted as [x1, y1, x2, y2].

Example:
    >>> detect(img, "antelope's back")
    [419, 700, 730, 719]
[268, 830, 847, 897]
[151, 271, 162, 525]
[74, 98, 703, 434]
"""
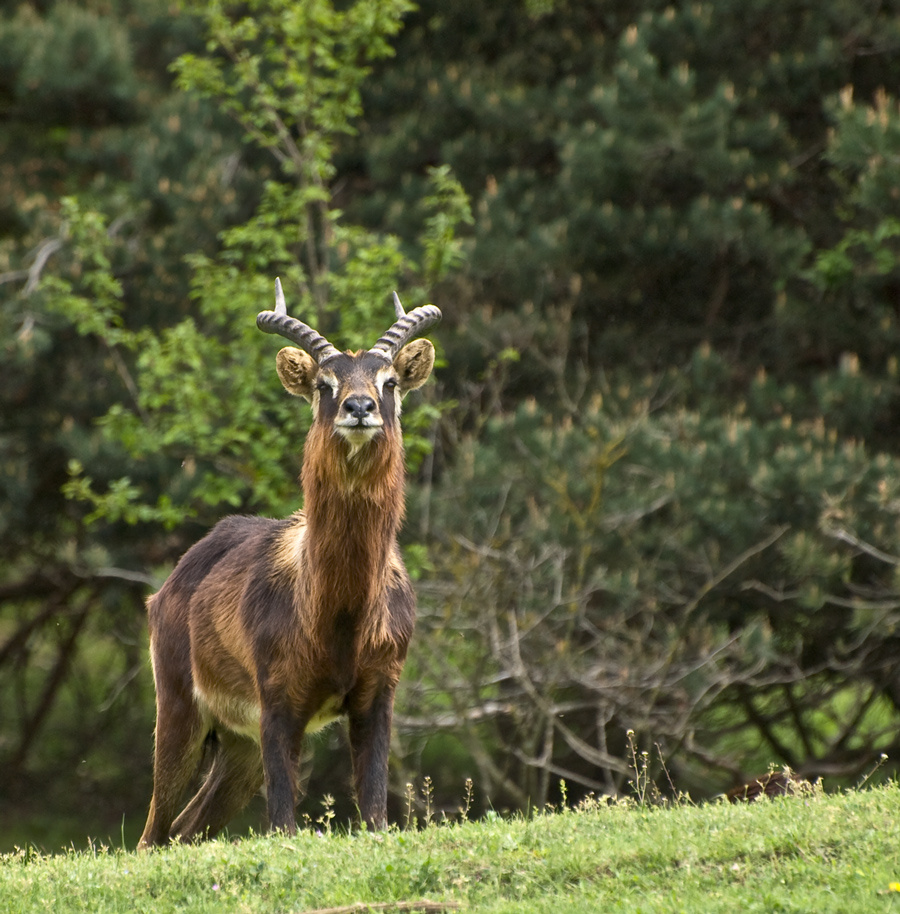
[146, 514, 302, 694]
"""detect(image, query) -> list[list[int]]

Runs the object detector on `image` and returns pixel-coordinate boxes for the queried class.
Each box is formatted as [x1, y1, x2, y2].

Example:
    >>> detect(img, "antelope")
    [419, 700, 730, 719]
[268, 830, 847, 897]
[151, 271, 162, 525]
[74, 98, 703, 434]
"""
[138, 280, 440, 848]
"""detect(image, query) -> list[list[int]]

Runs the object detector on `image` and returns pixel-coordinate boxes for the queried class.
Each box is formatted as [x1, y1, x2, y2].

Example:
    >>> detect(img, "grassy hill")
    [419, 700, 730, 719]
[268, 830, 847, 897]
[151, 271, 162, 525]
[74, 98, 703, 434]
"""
[2, 784, 899, 913]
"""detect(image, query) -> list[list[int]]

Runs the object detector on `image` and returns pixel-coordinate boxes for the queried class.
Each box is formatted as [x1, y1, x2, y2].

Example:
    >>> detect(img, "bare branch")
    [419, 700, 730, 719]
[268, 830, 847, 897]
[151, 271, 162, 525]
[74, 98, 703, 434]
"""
[23, 237, 65, 296]
[0, 268, 29, 286]
[823, 524, 900, 567]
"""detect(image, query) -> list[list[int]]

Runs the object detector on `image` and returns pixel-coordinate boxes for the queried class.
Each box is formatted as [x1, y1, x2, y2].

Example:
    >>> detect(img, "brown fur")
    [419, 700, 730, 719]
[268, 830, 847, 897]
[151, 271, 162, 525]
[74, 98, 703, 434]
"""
[138, 334, 435, 848]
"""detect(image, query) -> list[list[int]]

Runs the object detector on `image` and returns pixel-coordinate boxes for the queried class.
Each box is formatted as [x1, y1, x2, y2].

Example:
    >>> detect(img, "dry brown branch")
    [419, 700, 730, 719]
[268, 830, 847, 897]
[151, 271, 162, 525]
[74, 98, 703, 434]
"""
[9, 602, 91, 773]
[298, 902, 461, 914]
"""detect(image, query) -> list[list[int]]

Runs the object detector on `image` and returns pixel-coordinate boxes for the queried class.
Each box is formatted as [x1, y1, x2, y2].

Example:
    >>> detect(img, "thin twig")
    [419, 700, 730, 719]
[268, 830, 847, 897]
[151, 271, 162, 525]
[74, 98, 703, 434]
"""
[682, 524, 789, 617]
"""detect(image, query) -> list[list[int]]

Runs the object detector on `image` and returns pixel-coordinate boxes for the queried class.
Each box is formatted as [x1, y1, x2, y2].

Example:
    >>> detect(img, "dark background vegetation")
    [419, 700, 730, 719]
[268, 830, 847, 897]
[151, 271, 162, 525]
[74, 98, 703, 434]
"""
[3, 0, 900, 849]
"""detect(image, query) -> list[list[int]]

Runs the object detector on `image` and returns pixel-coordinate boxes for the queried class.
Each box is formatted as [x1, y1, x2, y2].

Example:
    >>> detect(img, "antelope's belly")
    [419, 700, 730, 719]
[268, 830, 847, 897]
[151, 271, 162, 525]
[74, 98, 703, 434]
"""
[194, 686, 262, 741]
[193, 685, 345, 740]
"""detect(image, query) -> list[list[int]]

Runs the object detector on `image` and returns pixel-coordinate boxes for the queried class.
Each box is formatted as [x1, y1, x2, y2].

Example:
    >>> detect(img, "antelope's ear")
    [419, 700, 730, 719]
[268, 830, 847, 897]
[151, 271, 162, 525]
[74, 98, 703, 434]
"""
[276, 347, 317, 400]
[394, 338, 435, 395]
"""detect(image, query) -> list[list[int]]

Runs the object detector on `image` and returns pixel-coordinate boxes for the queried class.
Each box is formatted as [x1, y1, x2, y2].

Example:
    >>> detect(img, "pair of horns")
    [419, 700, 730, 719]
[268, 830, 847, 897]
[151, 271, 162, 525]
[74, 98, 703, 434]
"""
[257, 278, 441, 365]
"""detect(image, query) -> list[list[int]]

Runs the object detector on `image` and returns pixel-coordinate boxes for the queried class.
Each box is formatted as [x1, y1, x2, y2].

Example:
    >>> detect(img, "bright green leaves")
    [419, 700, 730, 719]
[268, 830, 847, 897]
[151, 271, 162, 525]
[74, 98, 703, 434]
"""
[421, 165, 474, 287]
[46, 198, 307, 529]
[40, 199, 130, 347]
[172, 0, 414, 183]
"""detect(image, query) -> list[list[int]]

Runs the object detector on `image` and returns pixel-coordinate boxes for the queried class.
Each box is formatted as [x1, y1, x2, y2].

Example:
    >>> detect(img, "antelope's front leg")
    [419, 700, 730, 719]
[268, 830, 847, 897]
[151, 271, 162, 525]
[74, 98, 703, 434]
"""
[260, 705, 306, 834]
[348, 683, 396, 830]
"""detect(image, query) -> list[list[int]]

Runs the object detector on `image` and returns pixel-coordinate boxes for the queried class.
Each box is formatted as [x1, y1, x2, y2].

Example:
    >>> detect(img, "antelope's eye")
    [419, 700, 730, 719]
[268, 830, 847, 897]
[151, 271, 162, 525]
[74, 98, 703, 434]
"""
[384, 378, 398, 391]
[316, 380, 332, 395]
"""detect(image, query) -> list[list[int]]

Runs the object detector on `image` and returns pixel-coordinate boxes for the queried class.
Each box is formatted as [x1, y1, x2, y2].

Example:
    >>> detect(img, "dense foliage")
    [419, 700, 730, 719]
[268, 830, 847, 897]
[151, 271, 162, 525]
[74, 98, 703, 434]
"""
[2, 0, 900, 845]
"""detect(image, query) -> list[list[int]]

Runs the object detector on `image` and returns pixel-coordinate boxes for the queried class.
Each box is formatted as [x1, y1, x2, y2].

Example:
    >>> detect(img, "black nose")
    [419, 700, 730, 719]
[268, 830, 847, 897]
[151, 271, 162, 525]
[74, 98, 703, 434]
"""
[343, 395, 376, 421]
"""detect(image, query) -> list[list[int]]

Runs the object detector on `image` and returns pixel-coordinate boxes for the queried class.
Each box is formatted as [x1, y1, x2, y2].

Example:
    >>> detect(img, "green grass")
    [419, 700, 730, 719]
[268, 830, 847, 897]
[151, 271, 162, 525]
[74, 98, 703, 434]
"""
[2, 785, 900, 913]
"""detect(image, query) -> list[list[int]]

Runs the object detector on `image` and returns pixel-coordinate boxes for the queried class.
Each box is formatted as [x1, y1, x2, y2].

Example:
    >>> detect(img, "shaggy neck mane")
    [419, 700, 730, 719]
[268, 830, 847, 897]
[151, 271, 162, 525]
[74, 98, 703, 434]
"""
[300, 423, 405, 627]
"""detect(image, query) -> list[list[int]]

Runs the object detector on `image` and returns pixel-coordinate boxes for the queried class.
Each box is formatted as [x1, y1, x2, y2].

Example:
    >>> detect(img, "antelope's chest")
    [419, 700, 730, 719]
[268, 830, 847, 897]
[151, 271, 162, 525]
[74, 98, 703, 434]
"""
[304, 621, 363, 725]
[303, 612, 395, 728]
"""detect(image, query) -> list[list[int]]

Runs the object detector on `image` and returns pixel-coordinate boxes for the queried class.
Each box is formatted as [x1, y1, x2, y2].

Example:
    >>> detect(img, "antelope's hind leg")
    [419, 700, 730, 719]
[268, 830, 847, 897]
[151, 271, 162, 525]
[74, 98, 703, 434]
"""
[169, 731, 264, 842]
[138, 685, 207, 849]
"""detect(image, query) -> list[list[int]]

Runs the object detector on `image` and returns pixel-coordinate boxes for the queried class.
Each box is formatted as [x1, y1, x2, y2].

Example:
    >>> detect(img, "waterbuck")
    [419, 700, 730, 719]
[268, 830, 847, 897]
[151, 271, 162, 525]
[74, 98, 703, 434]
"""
[138, 280, 439, 847]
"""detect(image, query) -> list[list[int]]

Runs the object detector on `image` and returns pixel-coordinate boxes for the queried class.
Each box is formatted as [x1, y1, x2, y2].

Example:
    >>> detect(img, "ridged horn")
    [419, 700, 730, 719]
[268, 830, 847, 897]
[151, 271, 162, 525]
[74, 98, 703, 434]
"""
[369, 292, 442, 362]
[256, 278, 341, 365]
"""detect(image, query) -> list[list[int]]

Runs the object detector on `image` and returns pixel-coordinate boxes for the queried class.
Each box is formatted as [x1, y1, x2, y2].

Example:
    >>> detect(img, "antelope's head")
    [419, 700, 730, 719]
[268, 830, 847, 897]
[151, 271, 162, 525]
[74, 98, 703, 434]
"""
[258, 280, 439, 457]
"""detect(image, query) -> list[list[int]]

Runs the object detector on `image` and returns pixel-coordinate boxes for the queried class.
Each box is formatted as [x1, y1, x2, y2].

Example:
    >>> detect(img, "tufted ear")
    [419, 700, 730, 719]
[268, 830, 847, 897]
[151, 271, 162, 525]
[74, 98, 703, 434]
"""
[276, 347, 318, 400]
[393, 338, 435, 396]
